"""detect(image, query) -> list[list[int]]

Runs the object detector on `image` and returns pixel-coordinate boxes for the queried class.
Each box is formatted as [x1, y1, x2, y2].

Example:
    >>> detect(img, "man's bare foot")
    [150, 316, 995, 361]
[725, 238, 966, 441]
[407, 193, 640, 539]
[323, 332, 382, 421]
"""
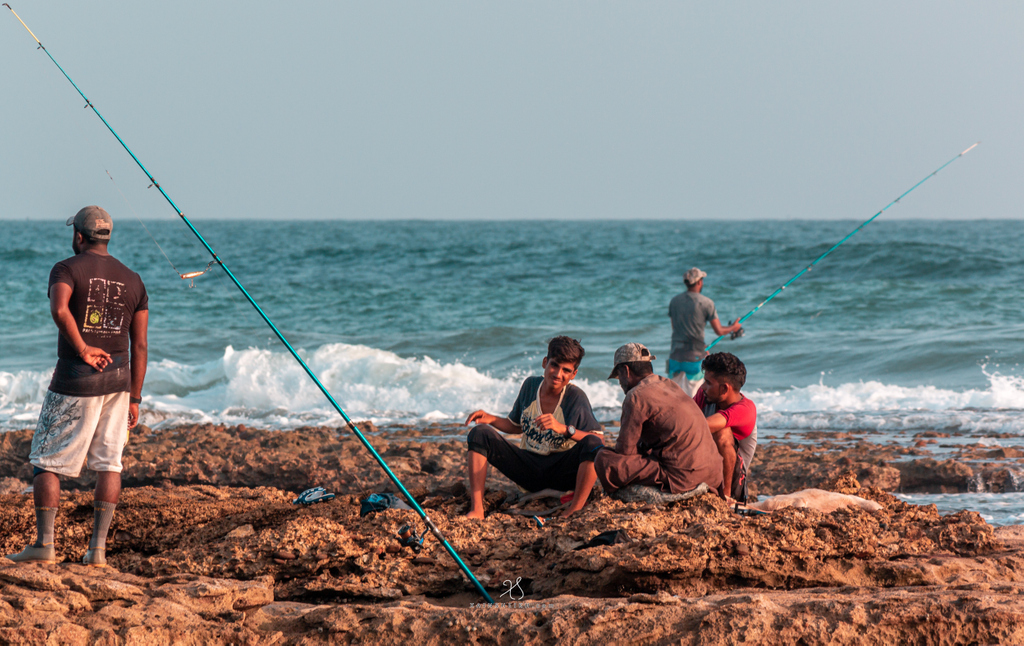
[464, 508, 485, 520]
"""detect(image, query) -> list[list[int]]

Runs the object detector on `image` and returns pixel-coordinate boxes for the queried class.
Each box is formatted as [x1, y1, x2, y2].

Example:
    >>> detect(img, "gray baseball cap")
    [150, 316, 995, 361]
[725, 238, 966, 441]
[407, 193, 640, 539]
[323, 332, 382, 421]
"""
[684, 267, 707, 285]
[66, 205, 113, 240]
[608, 342, 657, 379]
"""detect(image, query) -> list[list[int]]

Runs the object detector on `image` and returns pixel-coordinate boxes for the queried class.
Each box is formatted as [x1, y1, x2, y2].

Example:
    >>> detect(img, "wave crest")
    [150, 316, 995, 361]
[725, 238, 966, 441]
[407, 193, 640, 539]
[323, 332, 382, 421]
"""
[3, 345, 1023, 433]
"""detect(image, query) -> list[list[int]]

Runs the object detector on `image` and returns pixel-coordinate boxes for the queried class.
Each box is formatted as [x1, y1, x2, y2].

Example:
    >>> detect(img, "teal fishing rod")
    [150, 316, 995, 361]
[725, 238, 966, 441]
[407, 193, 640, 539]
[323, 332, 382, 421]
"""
[5, 4, 494, 604]
[706, 142, 979, 352]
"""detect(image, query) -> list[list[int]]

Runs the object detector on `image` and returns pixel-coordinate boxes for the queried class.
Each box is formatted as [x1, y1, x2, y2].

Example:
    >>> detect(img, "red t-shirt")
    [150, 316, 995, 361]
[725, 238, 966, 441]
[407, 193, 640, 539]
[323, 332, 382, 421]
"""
[693, 389, 757, 441]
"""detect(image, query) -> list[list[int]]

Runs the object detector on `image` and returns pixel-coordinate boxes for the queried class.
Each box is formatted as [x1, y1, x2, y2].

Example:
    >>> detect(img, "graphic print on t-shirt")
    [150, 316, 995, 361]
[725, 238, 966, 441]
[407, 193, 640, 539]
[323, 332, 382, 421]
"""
[519, 397, 574, 456]
[83, 278, 127, 336]
[507, 377, 602, 456]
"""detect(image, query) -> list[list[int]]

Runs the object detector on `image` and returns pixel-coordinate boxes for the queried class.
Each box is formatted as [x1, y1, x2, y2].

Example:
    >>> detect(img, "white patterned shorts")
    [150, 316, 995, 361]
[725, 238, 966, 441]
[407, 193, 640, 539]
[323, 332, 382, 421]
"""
[29, 390, 129, 477]
[668, 370, 704, 398]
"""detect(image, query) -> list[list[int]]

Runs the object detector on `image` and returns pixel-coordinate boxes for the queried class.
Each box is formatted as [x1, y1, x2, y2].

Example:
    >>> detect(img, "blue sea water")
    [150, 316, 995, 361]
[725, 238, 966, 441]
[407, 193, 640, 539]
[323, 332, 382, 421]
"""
[2, 219, 1023, 520]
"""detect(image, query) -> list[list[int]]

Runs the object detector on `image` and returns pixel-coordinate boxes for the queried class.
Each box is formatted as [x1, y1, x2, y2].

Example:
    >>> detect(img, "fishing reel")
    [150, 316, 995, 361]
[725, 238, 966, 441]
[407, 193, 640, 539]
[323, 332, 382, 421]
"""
[730, 327, 745, 340]
[397, 525, 426, 553]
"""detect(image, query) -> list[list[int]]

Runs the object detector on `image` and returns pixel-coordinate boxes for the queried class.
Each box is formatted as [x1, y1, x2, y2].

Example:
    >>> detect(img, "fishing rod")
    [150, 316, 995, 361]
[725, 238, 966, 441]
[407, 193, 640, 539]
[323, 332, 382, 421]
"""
[706, 142, 978, 352]
[4, 4, 494, 604]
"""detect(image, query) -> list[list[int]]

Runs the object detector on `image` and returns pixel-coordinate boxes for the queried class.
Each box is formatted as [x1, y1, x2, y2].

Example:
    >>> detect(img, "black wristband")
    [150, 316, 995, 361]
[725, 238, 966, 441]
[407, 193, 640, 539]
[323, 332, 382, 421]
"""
[129, 396, 142, 405]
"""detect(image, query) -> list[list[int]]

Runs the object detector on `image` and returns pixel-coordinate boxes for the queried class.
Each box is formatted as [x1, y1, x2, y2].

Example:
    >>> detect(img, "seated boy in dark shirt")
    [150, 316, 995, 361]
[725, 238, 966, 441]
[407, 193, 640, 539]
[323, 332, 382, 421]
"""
[464, 336, 604, 519]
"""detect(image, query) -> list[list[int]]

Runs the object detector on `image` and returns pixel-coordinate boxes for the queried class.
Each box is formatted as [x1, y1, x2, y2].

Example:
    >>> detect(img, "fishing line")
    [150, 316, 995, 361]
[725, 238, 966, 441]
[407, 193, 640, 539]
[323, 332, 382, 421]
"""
[4, 4, 495, 604]
[105, 170, 215, 287]
[706, 143, 979, 352]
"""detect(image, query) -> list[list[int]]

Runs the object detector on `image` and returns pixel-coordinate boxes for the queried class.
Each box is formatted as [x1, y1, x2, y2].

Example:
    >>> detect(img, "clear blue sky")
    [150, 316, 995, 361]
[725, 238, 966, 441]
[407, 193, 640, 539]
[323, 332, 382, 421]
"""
[1, 2, 1019, 220]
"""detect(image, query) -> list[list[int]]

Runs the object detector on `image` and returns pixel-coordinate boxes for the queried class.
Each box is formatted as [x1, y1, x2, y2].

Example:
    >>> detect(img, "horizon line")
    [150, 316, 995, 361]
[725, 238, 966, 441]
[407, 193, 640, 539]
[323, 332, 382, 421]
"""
[1, 216, 1021, 223]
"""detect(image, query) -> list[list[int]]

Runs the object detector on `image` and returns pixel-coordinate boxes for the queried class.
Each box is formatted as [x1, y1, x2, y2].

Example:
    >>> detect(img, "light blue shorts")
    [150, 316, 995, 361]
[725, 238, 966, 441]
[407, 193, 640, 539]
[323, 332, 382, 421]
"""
[668, 359, 703, 380]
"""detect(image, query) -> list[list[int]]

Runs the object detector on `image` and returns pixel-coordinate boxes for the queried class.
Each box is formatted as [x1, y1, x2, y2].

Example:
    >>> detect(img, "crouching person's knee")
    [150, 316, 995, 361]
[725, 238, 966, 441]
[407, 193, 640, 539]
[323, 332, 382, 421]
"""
[467, 424, 500, 458]
[577, 433, 605, 462]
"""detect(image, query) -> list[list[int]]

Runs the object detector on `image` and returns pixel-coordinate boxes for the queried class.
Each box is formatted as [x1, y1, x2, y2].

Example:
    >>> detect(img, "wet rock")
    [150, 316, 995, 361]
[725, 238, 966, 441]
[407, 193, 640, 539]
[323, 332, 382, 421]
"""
[897, 459, 975, 493]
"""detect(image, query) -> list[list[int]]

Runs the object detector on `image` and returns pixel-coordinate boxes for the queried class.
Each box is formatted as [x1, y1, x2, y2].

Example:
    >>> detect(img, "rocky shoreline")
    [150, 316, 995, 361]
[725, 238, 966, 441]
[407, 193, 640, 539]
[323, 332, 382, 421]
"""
[2, 422, 1024, 644]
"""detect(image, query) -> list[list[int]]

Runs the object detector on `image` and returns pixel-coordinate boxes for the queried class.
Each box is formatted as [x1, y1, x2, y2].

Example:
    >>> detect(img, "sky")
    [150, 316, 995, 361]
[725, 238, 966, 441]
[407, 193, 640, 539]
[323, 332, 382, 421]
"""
[1, 2, 1020, 221]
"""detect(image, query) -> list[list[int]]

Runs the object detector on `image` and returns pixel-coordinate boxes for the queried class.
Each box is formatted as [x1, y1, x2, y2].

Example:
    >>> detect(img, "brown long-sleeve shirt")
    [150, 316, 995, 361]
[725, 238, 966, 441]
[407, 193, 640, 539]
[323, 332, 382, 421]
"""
[600, 374, 723, 493]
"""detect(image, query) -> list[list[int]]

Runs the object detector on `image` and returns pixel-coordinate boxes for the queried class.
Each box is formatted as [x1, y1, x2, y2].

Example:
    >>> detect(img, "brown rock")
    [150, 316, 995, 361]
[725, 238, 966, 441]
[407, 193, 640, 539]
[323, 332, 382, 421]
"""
[0, 564, 67, 592]
[987, 448, 1024, 459]
[65, 576, 144, 602]
[225, 524, 255, 539]
[155, 577, 274, 614]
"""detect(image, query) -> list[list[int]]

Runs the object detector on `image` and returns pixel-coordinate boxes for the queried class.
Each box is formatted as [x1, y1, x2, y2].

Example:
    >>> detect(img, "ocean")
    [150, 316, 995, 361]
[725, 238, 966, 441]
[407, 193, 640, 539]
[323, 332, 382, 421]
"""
[3, 219, 1023, 522]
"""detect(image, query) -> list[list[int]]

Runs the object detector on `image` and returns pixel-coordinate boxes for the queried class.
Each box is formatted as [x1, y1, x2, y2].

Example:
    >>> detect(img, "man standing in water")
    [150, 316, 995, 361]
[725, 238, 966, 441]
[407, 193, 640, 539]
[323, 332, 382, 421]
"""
[463, 336, 605, 519]
[8, 206, 148, 567]
[668, 267, 742, 397]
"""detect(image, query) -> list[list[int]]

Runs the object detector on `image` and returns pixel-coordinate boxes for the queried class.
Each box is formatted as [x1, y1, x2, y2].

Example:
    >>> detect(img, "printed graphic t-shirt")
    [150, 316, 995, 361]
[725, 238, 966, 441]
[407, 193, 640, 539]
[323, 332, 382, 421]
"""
[47, 251, 148, 397]
[507, 376, 603, 456]
[669, 291, 718, 363]
[694, 388, 758, 471]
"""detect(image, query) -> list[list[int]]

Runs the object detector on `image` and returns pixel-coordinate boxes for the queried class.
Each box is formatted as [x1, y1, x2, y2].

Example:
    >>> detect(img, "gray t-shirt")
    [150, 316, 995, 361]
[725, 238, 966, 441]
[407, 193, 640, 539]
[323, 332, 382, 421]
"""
[668, 291, 717, 363]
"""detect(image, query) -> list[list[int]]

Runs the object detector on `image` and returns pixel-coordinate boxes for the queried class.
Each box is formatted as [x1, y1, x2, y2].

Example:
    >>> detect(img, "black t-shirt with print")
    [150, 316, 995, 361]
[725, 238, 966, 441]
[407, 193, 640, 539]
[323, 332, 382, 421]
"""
[507, 376, 603, 456]
[47, 251, 148, 397]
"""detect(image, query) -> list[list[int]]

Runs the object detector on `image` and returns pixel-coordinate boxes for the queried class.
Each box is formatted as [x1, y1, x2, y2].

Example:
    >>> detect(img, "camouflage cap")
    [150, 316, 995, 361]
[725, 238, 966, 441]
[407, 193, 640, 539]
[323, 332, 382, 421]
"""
[608, 342, 657, 379]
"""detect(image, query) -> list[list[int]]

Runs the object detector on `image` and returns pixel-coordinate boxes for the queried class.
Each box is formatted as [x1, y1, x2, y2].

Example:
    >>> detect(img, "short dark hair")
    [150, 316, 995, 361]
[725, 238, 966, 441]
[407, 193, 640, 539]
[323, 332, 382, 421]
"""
[547, 336, 585, 368]
[621, 360, 654, 378]
[701, 352, 746, 390]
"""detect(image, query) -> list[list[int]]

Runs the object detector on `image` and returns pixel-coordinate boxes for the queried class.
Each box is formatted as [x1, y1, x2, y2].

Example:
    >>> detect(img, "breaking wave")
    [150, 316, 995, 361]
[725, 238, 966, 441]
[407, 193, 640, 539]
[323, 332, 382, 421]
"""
[3, 345, 1023, 435]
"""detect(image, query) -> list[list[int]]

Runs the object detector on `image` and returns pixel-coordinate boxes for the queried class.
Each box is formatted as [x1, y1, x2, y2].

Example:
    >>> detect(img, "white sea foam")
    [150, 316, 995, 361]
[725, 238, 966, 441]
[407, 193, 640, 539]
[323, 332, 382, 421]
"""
[2, 345, 1023, 433]
[0, 343, 623, 430]
[750, 370, 1024, 436]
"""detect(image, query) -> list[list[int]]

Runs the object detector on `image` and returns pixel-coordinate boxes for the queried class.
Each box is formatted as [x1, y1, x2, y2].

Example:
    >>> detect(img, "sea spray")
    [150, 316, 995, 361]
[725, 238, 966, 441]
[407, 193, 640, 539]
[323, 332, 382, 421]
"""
[1005, 470, 1024, 494]
[967, 473, 988, 494]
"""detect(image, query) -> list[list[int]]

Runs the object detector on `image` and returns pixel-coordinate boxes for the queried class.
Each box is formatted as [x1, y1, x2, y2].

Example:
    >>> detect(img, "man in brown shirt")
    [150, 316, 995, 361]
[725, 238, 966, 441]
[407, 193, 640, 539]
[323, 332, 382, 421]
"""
[595, 343, 723, 496]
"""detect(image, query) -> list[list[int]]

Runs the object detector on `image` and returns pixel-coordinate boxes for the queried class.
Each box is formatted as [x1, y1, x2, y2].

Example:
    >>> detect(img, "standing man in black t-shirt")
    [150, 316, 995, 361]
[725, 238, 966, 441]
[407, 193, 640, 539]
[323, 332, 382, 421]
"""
[463, 337, 605, 519]
[8, 206, 149, 567]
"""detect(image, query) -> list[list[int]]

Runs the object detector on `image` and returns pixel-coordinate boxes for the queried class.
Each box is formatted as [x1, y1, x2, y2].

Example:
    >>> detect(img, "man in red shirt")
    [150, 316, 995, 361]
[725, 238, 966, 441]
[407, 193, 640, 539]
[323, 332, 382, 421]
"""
[694, 352, 757, 502]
